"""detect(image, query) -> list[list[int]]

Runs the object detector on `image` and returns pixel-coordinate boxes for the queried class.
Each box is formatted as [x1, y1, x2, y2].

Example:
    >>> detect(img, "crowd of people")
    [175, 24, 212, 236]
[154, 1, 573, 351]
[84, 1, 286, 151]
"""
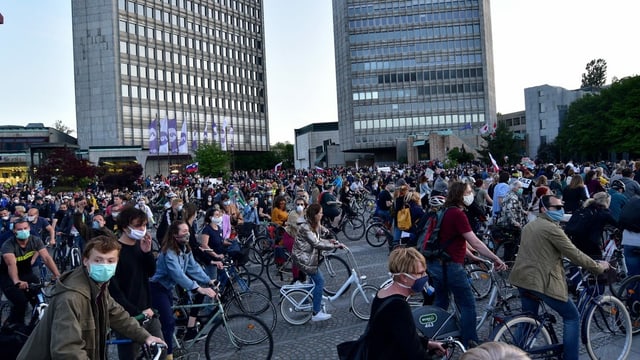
[0, 156, 638, 359]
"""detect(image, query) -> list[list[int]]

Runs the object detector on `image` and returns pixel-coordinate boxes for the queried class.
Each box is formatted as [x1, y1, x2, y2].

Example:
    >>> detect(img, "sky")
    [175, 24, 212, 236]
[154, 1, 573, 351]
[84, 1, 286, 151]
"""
[1, 0, 638, 145]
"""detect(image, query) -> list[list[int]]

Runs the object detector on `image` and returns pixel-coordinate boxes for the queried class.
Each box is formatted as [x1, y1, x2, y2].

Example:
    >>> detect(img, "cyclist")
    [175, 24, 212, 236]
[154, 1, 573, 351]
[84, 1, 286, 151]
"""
[17, 236, 165, 360]
[319, 183, 342, 231]
[26, 207, 55, 245]
[619, 196, 640, 276]
[374, 183, 394, 227]
[156, 197, 184, 245]
[607, 179, 628, 222]
[366, 247, 446, 358]
[509, 195, 609, 360]
[291, 203, 344, 322]
[110, 206, 165, 360]
[283, 197, 308, 284]
[0, 218, 60, 329]
[149, 220, 218, 359]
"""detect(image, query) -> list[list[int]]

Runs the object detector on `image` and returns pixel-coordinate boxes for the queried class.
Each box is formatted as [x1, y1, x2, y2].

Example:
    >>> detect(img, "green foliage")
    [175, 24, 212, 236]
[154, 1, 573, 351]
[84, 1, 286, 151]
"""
[557, 75, 640, 160]
[477, 122, 521, 167]
[581, 58, 607, 88]
[194, 143, 231, 176]
[53, 120, 74, 135]
[536, 140, 561, 163]
[447, 146, 474, 164]
[233, 142, 293, 171]
[35, 147, 96, 188]
[271, 142, 294, 168]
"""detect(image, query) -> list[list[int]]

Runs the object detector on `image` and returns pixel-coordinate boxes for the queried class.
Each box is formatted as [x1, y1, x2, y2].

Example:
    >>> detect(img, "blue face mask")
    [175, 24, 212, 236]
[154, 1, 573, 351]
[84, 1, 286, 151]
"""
[517, 188, 524, 195]
[546, 209, 565, 222]
[92, 221, 101, 229]
[16, 229, 30, 240]
[396, 273, 431, 293]
[88, 263, 117, 283]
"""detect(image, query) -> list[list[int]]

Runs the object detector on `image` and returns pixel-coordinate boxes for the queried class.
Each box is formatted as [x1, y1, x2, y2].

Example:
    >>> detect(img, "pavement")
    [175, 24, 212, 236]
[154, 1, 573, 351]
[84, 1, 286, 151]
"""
[107, 223, 637, 359]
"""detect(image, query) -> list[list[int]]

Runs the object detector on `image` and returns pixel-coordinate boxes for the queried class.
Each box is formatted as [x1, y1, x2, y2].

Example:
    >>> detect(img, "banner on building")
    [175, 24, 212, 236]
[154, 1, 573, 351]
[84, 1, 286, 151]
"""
[149, 119, 158, 154]
[168, 118, 178, 154]
[159, 118, 169, 154]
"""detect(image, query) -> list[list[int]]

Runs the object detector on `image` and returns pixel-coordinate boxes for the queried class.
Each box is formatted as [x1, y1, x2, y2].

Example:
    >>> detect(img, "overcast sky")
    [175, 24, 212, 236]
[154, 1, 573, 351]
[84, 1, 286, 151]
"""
[1, 0, 638, 144]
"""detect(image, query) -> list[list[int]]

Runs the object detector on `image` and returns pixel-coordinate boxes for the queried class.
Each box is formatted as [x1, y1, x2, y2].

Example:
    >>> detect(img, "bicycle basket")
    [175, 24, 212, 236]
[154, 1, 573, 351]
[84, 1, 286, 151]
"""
[412, 306, 460, 340]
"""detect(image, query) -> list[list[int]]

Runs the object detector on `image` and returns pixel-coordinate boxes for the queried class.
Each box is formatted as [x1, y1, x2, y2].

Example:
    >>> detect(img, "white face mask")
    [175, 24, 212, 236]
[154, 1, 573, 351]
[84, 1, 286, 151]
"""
[128, 227, 146, 240]
[296, 205, 304, 213]
[463, 194, 475, 206]
[211, 216, 222, 225]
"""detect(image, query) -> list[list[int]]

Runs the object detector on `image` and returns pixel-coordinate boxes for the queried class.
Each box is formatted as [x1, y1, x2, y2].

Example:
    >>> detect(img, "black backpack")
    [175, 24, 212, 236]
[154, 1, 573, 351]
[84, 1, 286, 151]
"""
[418, 207, 453, 262]
[564, 206, 596, 239]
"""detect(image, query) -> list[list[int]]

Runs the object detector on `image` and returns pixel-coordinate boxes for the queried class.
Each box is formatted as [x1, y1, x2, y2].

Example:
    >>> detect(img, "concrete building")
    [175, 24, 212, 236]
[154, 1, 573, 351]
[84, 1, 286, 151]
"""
[497, 110, 526, 155]
[332, 0, 497, 162]
[294, 122, 370, 169]
[0, 124, 78, 185]
[71, 0, 269, 168]
[524, 85, 594, 158]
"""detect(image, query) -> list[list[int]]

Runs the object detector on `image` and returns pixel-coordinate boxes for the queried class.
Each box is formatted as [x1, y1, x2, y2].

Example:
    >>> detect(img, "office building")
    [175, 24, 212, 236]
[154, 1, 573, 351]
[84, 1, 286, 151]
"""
[524, 85, 594, 158]
[332, 0, 497, 162]
[71, 0, 269, 171]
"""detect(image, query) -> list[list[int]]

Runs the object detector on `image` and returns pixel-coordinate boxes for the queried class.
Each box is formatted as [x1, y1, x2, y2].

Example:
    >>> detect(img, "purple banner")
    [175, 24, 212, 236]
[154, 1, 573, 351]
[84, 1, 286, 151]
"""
[159, 118, 169, 154]
[168, 118, 178, 154]
[148, 119, 158, 154]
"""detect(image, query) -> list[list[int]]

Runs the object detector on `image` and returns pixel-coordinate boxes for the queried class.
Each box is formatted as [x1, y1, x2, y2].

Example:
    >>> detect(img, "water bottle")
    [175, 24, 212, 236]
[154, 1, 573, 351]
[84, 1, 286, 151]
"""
[425, 284, 435, 296]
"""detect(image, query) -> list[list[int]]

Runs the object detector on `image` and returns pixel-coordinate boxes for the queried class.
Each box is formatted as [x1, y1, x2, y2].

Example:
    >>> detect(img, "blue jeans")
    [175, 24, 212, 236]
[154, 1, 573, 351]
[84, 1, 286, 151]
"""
[427, 261, 478, 347]
[150, 282, 176, 355]
[624, 245, 640, 277]
[518, 288, 580, 360]
[309, 271, 325, 313]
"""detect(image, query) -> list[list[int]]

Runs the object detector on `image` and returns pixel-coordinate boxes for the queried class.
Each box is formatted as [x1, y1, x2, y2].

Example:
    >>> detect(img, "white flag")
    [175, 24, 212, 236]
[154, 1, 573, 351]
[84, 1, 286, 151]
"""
[480, 123, 489, 134]
[178, 120, 188, 154]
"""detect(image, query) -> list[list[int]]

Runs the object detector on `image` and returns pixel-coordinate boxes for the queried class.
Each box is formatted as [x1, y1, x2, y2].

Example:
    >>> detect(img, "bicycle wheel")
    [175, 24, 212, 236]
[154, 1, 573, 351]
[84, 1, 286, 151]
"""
[322, 254, 351, 296]
[224, 291, 277, 332]
[265, 252, 294, 289]
[342, 215, 365, 241]
[350, 284, 378, 320]
[468, 268, 492, 300]
[365, 222, 390, 247]
[490, 315, 556, 357]
[204, 313, 273, 360]
[244, 247, 264, 276]
[53, 246, 68, 273]
[279, 289, 313, 325]
[238, 271, 273, 301]
[583, 295, 632, 360]
[0, 301, 11, 328]
[614, 274, 640, 334]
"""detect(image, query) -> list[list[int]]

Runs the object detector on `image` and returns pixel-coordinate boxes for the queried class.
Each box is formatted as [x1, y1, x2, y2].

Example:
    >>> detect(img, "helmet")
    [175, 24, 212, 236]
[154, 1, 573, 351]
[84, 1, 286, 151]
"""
[611, 179, 626, 191]
[428, 195, 446, 208]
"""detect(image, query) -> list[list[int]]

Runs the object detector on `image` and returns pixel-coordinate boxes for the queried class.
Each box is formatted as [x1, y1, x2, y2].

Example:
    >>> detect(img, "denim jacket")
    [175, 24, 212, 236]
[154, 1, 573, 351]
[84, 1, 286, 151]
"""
[150, 246, 211, 291]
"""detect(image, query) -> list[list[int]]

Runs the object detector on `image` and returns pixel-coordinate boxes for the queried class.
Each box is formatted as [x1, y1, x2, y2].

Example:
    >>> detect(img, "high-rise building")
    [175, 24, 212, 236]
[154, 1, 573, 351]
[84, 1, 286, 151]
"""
[332, 0, 496, 161]
[71, 0, 269, 159]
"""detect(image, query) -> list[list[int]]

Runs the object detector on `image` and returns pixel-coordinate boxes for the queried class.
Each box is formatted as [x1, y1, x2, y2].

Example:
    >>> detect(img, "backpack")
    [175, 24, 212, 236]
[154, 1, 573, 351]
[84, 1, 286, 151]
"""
[396, 205, 412, 231]
[336, 297, 395, 360]
[564, 206, 596, 239]
[418, 208, 453, 262]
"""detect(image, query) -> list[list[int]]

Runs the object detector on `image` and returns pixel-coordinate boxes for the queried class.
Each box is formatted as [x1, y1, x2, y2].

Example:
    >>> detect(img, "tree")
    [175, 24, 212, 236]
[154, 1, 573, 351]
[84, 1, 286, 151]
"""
[270, 142, 294, 168]
[477, 122, 521, 167]
[447, 146, 474, 164]
[34, 147, 95, 189]
[194, 143, 231, 176]
[556, 75, 640, 160]
[581, 58, 607, 88]
[53, 120, 75, 135]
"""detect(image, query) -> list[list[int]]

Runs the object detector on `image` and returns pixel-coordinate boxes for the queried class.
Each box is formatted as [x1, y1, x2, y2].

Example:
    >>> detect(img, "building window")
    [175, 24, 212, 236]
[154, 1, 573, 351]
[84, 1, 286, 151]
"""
[539, 103, 546, 113]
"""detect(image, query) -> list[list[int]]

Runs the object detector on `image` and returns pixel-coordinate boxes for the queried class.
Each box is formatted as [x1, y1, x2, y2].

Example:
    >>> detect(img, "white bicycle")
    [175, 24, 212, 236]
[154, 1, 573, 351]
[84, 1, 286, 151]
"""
[279, 246, 378, 325]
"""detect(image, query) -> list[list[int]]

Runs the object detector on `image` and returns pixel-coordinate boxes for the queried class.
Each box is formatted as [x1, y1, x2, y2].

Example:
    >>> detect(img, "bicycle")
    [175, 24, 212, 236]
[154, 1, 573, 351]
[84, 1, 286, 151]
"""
[364, 217, 393, 248]
[279, 246, 378, 324]
[490, 269, 632, 360]
[265, 234, 351, 296]
[52, 233, 81, 273]
[322, 211, 366, 242]
[1, 283, 50, 337]
[614, 274, 640, 334]
[171, 298, 273, 359]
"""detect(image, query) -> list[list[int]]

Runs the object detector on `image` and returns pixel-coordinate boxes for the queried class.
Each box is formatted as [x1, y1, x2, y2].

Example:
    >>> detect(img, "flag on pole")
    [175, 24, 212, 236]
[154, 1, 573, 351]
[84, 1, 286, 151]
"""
[228, 126, 234, 150]
[148, 119, 158, 154]
[203, 119, 209, 143]
[274, 162, 283, 172]
[220, 117, 228, 151]
[491, 122, 497, 134]
[168, 119, 178, 154]
[315, 166, 324, 171]
[191, 130, 198, 151]
[480, 123, 489, 134]
[185, 162, 199, 173]
[489, 153, 500, 172]
[159, 118, 169, 154]
[178, 120, 188, 154]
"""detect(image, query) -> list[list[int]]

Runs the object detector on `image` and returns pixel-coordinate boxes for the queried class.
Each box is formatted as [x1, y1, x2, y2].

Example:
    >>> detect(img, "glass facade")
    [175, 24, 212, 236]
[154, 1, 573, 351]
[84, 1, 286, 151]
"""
[75, 0, 269, 152]
[333, 0, 496, 154]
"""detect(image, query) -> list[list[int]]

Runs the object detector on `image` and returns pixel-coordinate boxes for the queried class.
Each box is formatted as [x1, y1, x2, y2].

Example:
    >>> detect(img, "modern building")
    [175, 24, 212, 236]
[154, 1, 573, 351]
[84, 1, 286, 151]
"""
[294, 122, 370, 169]
[71, 0, 269, 173]
[497, 110, 526, 155]
[0, 124, 78, 185]
[524, 85, 594, 158]
[332, 0, 497, 162]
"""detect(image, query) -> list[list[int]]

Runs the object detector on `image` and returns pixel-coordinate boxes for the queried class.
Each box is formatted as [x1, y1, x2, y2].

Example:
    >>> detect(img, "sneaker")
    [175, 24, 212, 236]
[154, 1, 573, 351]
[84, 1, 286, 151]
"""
[183, 327, 198, 341]
[311, 311, 332, 322]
